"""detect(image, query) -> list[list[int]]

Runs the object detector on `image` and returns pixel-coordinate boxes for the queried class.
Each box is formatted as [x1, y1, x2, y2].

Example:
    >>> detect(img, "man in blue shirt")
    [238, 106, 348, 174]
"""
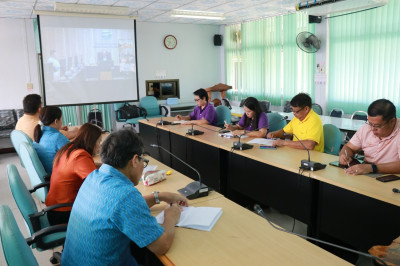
[61, 129, 188, 265]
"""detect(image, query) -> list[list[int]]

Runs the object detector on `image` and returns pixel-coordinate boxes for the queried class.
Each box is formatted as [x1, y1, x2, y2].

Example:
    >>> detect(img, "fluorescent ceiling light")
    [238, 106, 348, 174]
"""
[54, 3, 135, 17]
[171, 10, 225, 20]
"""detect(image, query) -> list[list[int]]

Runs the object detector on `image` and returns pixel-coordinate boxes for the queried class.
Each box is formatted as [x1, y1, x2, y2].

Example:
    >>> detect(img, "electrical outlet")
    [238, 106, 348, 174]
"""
[26, 83, 33, 90]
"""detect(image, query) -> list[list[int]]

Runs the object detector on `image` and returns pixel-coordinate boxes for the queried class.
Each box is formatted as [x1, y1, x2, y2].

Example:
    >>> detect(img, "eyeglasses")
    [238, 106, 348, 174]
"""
[194, 98, 201, 102]
[138, 155, 149, 168]
[365, 120, 389, 129]
[292, 106, 305, 115]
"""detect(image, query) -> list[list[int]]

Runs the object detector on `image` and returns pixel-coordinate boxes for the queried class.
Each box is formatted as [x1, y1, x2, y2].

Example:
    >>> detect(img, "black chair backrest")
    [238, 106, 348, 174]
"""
[283, 101, 292, 113]
[330, 109, 343, 118]
[259, 101, 270, 113]
[239, 99, 246, 107]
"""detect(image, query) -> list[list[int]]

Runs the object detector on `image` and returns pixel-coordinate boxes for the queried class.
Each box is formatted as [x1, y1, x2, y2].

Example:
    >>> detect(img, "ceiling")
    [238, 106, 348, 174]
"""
[0, 0, 300, 25]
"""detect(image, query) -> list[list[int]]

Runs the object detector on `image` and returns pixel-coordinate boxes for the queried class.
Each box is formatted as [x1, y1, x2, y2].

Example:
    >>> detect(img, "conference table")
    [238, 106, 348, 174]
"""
[230, 106, 366, 132]
[139, 117, 400, 261]
[130, 156, 350, 265]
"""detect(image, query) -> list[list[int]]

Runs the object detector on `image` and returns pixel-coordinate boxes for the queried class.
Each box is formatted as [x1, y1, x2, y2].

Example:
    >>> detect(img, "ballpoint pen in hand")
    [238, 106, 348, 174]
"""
[344, 149, 351, 168]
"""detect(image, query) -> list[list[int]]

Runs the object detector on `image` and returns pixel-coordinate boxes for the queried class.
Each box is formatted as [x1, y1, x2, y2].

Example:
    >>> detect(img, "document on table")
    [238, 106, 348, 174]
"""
[156, 206, 223, 232]
[247, 138, 275, 145]
[218, 132, 248, 139]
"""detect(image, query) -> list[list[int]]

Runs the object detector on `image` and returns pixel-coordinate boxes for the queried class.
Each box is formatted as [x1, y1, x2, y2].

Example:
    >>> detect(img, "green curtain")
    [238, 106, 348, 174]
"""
[81, 104, 112, 132]
[60, 106, 78, 126]
[59, 104, 112, 132]
[225, 24, 242, 101]
[282, 13, 315, 104]
[327, 0, 400, 115]
[225, 13, 316, 106]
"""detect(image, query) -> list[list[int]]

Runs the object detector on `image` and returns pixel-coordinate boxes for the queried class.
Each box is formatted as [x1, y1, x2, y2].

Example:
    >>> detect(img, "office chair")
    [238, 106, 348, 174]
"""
[312, 103, 323, 115]
[19, 142, 49, 202]
[239, 99, 246, 107]
[140, 96, 169, 119]
[0, 204, 39, 266]
[351, 110, 368, 121]
[345, 111, 368, 142]
[329, 108, 344, 118]
[6, 164, 71, 263]
[283, 101, 292, 112]
[114, 102, 147, 128]
[215, 105, 232, 128]
[323, 124, 342, 155]
[10, 130, 32, 168]
[259, 101, 271, 113]
[267, 113, 287, 132]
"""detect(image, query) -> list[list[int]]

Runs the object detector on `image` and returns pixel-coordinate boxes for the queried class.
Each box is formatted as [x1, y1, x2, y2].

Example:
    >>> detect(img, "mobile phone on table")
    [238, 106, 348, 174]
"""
[260, 145, 276, 149]
[376, 175, 400, 183]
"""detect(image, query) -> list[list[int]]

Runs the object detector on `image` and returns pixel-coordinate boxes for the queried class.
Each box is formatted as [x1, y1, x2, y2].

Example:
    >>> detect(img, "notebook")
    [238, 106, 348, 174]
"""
[156, 206, 223, 232]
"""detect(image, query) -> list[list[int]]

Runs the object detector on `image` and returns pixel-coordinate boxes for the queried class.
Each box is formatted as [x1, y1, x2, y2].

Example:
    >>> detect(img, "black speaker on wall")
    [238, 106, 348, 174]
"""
[309, 15, 322, 24]
[214, 34, 223, 46]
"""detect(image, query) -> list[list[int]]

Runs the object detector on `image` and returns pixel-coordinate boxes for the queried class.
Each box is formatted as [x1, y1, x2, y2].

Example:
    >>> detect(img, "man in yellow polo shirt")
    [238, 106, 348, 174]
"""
[267, 93, 324, 152]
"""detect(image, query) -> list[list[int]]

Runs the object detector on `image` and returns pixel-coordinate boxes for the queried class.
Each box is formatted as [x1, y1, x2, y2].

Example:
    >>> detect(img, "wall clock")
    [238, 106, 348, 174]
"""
[164, 35, 177, 49]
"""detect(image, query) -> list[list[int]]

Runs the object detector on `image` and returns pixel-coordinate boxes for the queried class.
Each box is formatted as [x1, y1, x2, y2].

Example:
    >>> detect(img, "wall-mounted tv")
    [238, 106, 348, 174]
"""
[146, 79, 180, 100]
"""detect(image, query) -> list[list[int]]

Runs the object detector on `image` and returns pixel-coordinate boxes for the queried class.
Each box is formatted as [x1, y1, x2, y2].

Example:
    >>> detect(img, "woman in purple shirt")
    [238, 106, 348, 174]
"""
[176, 88, 218, 126]
[225, 97, 269, 138]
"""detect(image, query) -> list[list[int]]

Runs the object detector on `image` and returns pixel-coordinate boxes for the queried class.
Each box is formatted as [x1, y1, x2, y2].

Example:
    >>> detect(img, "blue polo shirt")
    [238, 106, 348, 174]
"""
[61, 164, 164, 266]
[189, 102, 218, 126]
[33, 126, 69, 174]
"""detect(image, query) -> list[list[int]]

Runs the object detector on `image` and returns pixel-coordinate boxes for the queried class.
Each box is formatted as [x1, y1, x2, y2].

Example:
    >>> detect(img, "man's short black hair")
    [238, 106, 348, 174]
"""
[193, 88, 208, 102]
[290, 93, 312, 108]
[101, 129, 144, 169]
[23, 94, 42, 114]
[368, 99, 396, 122]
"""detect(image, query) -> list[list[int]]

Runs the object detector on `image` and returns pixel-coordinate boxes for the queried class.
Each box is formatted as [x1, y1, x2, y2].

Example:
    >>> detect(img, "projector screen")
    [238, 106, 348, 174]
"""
[39, 15, 138, 106]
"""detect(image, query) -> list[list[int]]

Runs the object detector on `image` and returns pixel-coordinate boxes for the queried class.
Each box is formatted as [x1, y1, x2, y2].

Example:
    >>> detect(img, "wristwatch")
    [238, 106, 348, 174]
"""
[371, 164, 378, 174]
[153, 191, 160, 204]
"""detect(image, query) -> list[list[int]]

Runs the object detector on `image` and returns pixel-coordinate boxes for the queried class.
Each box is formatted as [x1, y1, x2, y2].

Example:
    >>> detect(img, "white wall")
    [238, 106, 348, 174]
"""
[136, 22, 222, 102]
[0, 18, 40, 109]
[0, 19, 223, 109]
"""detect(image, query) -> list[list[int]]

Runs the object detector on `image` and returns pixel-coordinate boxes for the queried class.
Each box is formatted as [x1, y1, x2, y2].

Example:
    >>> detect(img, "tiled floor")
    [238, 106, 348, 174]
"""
[0, 152, 374, 265]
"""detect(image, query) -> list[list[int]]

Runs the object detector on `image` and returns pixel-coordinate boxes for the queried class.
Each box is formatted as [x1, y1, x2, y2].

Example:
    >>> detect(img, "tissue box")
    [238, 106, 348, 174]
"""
[166, 98, 178, 105]
[142, 170, 167, 186]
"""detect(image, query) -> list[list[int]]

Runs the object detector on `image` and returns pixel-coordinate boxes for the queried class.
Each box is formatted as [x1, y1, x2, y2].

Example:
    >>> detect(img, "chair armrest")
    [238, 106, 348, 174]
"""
[29, 202, 74, 219]
[115, 110, 127, 122]
[28, 181, 50, 193]
[139, 107, 148, 119]
[160, 105, 169, 117]
[26, 224, 68, 246]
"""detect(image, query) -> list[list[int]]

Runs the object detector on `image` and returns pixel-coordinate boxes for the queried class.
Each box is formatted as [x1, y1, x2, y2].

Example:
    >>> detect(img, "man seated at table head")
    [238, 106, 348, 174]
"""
[15, 93, 77, 140]
[267, 93, 324, 152]
[61, 129, 188, 265]
[176, 88, 218, 126]
[339, 99, 400, 175]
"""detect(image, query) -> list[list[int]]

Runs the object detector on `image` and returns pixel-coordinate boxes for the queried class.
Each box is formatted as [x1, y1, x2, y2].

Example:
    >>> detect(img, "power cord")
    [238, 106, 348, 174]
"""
[253, 204, 387, 266]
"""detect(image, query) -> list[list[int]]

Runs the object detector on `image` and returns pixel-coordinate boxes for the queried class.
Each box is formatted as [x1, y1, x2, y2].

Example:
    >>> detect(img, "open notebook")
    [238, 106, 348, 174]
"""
[156, 206, 223, 232]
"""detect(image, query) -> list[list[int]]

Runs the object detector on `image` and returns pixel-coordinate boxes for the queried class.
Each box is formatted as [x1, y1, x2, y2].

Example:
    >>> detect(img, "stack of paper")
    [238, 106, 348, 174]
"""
[156, 206, 223, 232]
[218, 132, 248, 139]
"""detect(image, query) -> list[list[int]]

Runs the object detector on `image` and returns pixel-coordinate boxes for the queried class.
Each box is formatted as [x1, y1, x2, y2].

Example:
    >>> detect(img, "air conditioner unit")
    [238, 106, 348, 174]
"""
[296, 0, 388, 16]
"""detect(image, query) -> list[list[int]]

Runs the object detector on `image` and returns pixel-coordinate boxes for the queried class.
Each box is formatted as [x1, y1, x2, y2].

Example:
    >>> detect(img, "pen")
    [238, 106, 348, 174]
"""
[344, 149, 351, 168]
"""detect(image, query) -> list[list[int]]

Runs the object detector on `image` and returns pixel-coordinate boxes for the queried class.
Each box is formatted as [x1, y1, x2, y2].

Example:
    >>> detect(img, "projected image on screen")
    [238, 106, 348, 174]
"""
[40, 16, 138, 106]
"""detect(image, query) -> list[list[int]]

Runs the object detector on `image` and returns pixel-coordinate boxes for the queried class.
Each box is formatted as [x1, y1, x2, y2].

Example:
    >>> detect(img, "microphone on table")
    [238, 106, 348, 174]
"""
[157, 116, 172, 126]
[232, 130, 254, 150]
[186, 124, 204, 136]
[283, 133, 326, 171]
[253, 204, 388, 266]
[150, 144, 209, 199]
